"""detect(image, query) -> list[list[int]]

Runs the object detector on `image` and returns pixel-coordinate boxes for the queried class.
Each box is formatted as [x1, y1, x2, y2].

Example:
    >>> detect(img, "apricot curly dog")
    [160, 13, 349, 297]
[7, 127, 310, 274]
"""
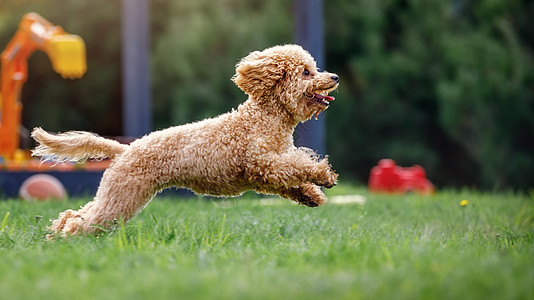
[32, 44, 339, 236]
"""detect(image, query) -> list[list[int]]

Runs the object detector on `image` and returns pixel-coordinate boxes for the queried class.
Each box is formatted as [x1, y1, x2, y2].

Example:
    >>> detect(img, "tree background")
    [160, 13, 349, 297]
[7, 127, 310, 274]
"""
[1, 0, 533, 190]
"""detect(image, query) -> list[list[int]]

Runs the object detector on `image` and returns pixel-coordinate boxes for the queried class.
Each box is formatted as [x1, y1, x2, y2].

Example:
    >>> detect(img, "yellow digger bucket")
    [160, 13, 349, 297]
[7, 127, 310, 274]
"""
[45, 34, 87, 79]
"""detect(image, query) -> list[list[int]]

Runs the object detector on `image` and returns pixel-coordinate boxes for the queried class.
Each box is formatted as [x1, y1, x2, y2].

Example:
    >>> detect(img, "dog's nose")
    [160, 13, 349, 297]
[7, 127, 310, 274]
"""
[331, 75, 339, 82]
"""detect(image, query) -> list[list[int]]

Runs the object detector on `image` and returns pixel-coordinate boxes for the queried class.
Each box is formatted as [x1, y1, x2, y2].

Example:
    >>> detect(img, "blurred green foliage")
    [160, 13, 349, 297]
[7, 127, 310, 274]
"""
[151, 0, 293, 129]
[0, 0, 532, 189]
[324, 0, 534, 189]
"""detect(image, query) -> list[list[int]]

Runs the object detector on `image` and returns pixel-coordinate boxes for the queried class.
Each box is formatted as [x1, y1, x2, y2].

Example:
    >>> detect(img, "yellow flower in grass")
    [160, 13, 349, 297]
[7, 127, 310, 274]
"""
[460, 200, 468, 207]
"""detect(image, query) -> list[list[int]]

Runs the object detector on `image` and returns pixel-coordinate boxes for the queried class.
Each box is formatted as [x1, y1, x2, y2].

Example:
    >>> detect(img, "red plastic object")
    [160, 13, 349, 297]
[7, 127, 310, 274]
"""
[368, 159, 435, 195]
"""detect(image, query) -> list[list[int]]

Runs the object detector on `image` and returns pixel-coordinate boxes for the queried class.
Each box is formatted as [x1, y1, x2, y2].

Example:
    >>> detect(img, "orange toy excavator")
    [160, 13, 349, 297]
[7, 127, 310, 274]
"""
[0, 12, 86, 160]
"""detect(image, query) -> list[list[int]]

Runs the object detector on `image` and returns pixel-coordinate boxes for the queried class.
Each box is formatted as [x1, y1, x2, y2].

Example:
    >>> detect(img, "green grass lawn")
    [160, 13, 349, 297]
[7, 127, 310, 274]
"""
[0, 185, 533, 300]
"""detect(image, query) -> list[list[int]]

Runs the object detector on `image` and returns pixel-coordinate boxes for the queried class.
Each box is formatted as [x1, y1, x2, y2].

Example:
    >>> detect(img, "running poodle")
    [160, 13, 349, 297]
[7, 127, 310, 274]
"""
[32, 44, 340, 236]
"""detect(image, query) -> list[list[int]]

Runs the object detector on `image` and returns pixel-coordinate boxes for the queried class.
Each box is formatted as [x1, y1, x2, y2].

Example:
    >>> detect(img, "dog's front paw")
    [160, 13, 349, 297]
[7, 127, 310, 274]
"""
[313, 160, 338, 189]
[322, 177, 337, 189]
[277, 183, 327, 207]
[297, 183, 327, 207]
[318, 172, 338, 189]
[298, 194, 323, 207]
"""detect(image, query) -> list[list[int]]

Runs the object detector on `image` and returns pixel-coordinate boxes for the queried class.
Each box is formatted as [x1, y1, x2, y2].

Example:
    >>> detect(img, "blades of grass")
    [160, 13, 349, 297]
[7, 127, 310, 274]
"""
[201, 229, 210, 249]
[1, 212, 10, 233]
[381, 244, 395, 270]
[217, 214, 226, 245]
[34, 215, 43, 225]
[90, 224, 110, 233]
[515, 205, 527, 227]
[116, 218, 128, 251]
[137, 223, 143, 250]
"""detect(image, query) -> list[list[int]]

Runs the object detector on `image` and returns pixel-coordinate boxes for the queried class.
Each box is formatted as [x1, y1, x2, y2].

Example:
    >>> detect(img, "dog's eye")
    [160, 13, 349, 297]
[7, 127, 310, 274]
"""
[303, 69, 310, 76]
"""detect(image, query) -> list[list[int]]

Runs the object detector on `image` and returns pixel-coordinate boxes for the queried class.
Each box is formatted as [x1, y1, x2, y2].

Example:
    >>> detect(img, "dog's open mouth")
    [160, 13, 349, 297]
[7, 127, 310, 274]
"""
[306, 90, 336, 106]
[305, 87, 337, 120]
[313, 92, 335, 106]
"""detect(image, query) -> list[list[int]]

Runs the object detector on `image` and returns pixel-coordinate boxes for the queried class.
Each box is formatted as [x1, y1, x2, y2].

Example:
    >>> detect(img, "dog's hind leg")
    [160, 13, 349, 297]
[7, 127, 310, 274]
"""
[48, 165, 158, 236]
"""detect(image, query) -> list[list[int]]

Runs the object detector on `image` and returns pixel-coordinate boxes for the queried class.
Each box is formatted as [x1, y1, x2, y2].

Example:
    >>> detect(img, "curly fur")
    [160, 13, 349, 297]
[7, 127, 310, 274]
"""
[32, 44, 340, 236]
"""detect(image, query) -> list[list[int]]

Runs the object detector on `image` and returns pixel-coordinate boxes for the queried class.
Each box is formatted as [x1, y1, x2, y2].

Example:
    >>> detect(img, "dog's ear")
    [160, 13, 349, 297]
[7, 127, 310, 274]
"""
[232, 51, 285, 98]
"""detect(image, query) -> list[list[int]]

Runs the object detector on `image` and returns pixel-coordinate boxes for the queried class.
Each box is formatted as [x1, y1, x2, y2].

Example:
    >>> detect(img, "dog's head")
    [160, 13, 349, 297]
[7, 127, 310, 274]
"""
[232, 44, 339, 122]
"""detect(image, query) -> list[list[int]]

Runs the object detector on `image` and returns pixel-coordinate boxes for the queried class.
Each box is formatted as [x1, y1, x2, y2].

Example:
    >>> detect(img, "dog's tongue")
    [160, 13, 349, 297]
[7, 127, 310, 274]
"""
[315, 94, 335, 101]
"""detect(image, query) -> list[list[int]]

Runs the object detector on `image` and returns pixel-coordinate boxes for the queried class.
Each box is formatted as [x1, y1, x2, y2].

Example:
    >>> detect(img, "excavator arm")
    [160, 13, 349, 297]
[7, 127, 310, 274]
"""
[0, 12, 86, 160]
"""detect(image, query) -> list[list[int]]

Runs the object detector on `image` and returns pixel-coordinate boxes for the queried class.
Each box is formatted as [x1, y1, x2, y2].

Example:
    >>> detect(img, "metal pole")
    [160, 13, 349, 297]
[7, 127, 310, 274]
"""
[294, 0, 325, 154]
[121, 0, 151, 137]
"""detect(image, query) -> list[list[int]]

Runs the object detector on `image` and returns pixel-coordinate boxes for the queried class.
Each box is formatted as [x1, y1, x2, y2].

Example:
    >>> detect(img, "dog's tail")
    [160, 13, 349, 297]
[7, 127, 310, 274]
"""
[31, 127, 128, 163]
